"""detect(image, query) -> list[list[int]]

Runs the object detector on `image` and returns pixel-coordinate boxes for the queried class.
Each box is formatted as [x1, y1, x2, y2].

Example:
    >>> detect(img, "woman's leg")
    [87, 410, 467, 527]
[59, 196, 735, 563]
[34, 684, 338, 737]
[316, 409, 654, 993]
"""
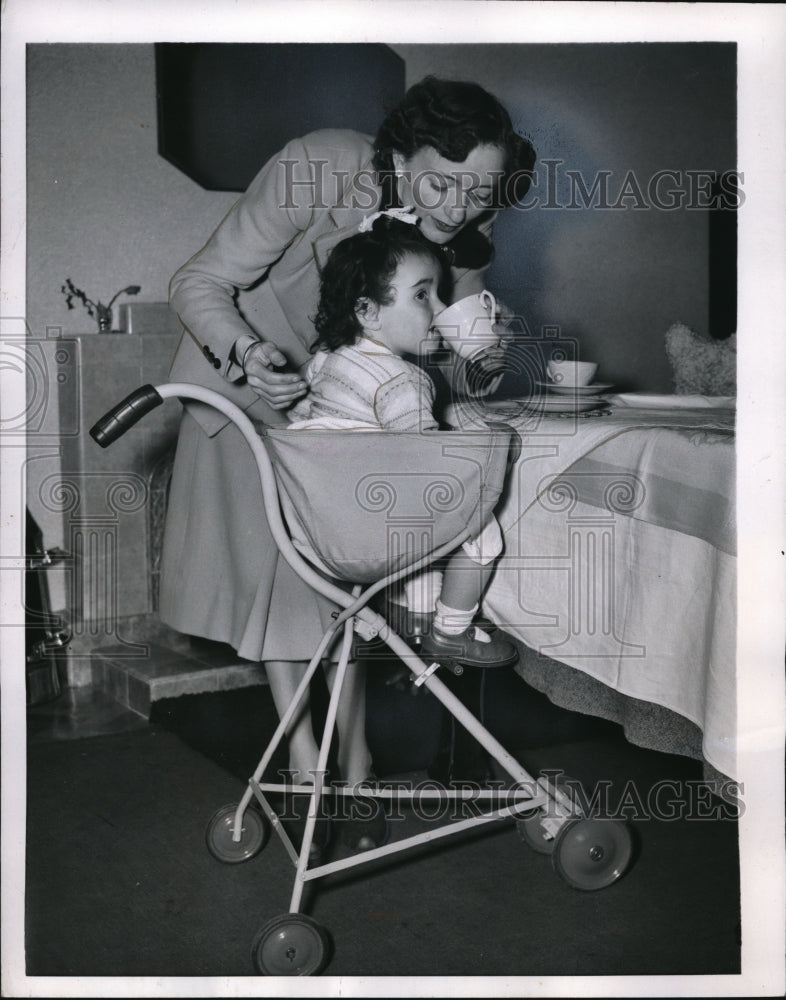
[264, 660, 320, 784]
[322, 658, 373, 786]
[265, 658, 373, 787]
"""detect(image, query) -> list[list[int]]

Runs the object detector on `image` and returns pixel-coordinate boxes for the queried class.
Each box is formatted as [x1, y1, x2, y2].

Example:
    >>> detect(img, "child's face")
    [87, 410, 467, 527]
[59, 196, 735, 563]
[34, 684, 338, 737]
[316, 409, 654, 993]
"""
[363, 253, 445, 357]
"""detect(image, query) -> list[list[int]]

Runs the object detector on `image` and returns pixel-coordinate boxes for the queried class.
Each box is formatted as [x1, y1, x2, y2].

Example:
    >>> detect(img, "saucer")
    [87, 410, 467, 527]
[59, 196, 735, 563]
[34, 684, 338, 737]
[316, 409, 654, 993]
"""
[537, 381, 614, 396]
[487, 396, 609, 415]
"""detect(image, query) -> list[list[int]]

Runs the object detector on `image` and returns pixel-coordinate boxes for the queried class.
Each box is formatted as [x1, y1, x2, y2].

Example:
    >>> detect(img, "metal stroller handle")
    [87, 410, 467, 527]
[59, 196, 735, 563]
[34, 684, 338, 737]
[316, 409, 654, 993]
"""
[89, 384, 164, 447]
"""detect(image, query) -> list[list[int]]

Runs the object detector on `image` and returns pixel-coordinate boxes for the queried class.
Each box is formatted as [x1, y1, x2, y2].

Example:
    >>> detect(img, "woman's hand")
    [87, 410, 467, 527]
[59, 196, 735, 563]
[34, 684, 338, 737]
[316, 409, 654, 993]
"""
[473, 302, 517, 378]
[473, 344, 508, 377]
[242, 340, 308, 409]
[457, 333, 513, 397]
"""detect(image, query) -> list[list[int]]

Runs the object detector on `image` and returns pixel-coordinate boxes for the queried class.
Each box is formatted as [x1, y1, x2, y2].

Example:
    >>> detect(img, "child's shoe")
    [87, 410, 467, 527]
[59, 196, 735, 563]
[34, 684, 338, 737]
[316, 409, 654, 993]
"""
[420, 623, 518, 669]
[386, 603, 497, 647]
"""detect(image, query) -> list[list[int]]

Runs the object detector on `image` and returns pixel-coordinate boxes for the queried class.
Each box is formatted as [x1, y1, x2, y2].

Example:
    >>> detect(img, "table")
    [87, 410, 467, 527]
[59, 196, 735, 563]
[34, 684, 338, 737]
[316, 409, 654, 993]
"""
[452, 395, 737, 781]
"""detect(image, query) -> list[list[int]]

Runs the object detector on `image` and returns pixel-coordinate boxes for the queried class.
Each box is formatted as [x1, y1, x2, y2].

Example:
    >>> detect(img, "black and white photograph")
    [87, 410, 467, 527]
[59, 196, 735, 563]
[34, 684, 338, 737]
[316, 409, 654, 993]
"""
[2, 1, 784, 996]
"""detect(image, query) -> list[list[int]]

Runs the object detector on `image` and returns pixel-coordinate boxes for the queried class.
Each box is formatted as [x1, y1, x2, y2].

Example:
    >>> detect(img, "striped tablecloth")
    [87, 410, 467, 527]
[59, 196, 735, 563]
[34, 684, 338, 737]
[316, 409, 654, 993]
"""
[465, 396, 737, 780]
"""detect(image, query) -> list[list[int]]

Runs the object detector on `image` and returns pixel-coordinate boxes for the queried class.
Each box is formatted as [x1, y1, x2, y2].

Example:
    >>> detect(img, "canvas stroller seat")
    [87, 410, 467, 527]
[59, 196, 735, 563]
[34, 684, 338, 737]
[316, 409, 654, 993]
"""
[91, 382, 635, 976]
[265, 425, 511, 583]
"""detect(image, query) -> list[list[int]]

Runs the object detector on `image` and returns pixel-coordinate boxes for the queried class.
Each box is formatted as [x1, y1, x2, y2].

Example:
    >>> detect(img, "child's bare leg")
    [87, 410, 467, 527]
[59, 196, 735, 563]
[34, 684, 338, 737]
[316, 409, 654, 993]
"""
[422, 550, 517, 668]
[438, 551, 494, 614]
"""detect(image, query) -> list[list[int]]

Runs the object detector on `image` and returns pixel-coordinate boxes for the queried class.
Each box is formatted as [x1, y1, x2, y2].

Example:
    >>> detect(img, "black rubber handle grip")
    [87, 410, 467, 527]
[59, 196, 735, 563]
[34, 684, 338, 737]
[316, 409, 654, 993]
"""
[89, 384, 164, 447]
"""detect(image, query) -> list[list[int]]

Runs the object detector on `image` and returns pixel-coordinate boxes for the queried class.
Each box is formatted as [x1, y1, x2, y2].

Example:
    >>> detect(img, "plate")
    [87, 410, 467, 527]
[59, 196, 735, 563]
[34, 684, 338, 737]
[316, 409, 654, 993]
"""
[537, 381, 614, 396]
[608, 393, 735, 409]
[486, 396, 609, 415]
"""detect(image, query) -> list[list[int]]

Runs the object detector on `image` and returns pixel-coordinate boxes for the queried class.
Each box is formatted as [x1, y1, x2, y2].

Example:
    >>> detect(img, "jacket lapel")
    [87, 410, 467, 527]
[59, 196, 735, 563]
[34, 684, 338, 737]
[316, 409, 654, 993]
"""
[310, 161, 383, 271]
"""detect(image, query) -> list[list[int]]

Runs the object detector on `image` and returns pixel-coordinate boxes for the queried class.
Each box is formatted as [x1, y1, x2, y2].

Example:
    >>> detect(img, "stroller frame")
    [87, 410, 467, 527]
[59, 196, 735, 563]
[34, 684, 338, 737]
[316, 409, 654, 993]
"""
[91, 381, 634, 976]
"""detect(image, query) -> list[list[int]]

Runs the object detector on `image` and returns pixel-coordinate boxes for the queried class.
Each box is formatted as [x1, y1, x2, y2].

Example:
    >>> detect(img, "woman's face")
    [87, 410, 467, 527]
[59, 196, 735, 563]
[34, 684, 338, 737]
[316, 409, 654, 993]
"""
[392, 143, 506, 245]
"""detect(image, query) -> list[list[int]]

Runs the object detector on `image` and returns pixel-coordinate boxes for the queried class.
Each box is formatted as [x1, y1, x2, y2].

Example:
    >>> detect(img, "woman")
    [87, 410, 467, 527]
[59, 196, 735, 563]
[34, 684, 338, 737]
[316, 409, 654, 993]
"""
[159, 76, 536, 788]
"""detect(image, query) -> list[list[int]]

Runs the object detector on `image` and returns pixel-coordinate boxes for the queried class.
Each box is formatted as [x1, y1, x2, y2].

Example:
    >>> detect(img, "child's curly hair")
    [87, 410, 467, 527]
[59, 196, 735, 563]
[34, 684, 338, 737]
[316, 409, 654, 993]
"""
[313, 216, 446, 352]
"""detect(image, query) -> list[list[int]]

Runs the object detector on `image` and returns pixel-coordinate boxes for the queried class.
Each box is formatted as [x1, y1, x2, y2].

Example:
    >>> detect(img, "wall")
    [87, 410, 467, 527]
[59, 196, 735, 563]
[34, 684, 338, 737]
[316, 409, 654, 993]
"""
[26, 44, 237, 608]
[26, 43, 238, 337]
[25, 41, 736, 610]
[393, 43, 737, 393]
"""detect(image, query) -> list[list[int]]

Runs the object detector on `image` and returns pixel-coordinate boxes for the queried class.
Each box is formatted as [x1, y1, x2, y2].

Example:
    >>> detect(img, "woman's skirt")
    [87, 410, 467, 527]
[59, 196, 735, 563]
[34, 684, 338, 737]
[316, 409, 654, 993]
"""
[159, 409, 340, 662]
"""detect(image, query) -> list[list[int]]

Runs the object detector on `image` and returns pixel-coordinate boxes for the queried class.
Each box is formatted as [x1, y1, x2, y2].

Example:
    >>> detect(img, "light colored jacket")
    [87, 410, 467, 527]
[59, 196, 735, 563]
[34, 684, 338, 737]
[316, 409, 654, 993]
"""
[167, 128, 492, 436]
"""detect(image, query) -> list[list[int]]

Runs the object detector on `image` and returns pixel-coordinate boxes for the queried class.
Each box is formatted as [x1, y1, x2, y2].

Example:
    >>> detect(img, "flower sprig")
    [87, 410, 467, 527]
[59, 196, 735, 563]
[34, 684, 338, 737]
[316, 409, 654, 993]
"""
[61, 278, 141, 331]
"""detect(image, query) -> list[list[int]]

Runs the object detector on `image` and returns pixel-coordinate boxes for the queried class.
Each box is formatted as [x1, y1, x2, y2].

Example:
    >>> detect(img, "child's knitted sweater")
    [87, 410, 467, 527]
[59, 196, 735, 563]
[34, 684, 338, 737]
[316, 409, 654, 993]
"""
[289, 339, 438, 431]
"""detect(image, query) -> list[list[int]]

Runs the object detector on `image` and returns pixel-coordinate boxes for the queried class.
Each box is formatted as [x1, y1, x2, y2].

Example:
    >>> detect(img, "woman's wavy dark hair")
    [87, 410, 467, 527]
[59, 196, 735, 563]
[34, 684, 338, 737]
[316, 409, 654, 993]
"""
[373, 76, 537, 210]
[313, 216, 446, 352]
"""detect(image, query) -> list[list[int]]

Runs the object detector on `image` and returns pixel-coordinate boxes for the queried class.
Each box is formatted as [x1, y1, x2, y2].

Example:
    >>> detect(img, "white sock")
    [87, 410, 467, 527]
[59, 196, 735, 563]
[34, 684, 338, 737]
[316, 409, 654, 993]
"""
[433, 600, 478, 636]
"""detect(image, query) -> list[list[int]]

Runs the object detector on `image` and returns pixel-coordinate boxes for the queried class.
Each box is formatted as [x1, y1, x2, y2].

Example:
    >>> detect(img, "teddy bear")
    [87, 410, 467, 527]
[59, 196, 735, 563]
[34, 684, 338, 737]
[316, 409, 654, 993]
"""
[664, 323, 737, 396]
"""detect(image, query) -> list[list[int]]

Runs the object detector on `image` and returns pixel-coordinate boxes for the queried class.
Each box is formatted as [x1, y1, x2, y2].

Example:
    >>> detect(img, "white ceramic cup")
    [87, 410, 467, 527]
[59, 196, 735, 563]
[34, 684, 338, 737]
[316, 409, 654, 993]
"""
[547, 359, 598, 387]
[433, 290, 499, 362]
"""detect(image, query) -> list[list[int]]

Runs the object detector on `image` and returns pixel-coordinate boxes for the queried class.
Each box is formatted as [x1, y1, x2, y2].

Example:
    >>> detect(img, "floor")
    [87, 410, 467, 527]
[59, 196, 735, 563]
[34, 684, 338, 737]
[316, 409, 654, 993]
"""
[18, 632, 775, 990]
[22, 665, 746, 986]
[26, 684, 151, 743]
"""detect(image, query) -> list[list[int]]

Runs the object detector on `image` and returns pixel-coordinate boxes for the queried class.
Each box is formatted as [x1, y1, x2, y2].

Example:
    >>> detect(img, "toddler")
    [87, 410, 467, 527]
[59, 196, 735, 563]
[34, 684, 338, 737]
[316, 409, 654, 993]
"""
[288, 213, 516, 669]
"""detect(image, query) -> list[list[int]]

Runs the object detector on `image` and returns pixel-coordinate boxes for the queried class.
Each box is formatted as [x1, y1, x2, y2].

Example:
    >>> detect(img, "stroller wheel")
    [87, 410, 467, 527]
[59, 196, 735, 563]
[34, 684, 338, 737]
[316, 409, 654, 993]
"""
[516, 811, 556, 855]
[252, 913, 332, 975]
[552, 818, 634, 891]
[206, 802, 268, 864]
[516, 772, 581, 855]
